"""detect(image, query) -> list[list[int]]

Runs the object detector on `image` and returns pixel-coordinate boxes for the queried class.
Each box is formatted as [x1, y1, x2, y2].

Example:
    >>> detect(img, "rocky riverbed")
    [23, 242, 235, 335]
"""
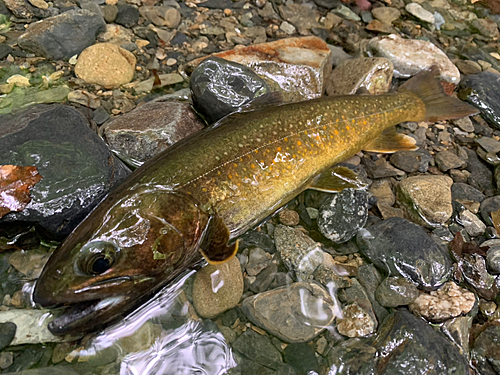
[2, 0, 500, 373]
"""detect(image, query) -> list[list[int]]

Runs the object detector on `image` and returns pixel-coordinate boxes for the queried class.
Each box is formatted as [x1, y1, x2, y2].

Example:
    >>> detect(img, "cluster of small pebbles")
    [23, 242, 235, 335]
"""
[2, 0, 500, 372]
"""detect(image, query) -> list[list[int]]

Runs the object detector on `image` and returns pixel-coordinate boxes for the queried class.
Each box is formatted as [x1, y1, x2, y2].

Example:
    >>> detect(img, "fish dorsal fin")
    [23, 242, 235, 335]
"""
[309, 166, 368, 193]
[363, 127, 418, 154]
[199, 213, 238, 264]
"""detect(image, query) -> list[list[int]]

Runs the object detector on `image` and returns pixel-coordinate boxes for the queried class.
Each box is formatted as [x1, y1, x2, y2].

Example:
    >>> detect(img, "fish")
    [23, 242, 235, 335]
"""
[33, 67, 478, 335]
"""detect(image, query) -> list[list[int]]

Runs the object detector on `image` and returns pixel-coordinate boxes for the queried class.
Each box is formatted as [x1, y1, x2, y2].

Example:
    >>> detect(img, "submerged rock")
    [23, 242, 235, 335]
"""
[241, 282, 338, 343]
[471, 325, 500, 375]
[375, 276, 419, 307]
[0, 105, 130, 237]
[232, 329, 283, 370]
[0, 310, 65, 345]
[357, 217, 452, 290]
[190, 57, 270, 124]
[336, 302, 376, 338]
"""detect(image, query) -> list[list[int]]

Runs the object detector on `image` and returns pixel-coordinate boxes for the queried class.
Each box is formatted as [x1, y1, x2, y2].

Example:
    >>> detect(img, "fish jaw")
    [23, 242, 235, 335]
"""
[33, 186, 210, 335]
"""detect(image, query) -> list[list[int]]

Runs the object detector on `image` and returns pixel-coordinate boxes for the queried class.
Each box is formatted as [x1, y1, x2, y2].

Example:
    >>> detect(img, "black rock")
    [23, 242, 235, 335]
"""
[465, 148, 494, 195]
[17, 9, 105, 60]
[389, 149, 431, 173]
[283, 343, 318, 375]
[92, 106, 110, 125]
[328, 310, 469, 375]
[459, 72, 500, 130]
[0, 44, 13, 60]
[199, 0, 234, 8]
[356, 217, 452, 290]
[190, 56, 270, 124]
[313, 0, 341, 8]
[232, 329, 283, 370]
[115, 3, 139, 27]
[471, 325, 500, 374]
[318, 188, 369, 244]
[0, 104, 130, 238]
[171, 32, 188, 45]
[237, 229, 276, 254]
[0, 322, 16, 351]
[452, 182, 486, 203]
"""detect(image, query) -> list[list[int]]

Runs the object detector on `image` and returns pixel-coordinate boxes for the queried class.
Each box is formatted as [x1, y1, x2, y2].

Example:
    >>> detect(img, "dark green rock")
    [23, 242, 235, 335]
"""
[233, 329, 283, 370]
[356, 264, 389, 323]
[0, 322, 16, 351]
[356, 217, 452, 290]
[190, 56, 269, 124]
[375, 276, 419, 307]
[471, 325, 500, 374]
[283, 343, 318, 375]
[6, 346, 45, 372]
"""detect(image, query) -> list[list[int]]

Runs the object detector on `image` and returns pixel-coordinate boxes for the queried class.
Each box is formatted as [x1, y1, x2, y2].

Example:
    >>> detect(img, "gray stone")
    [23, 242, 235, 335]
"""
[278, 3, 321, 34]
[0, 322, 16, 351]
[17, 9, 105, 60]
[471, 18, 500, 39]
[480, 195, 500, 226]
[389, 149, 431, 173]
[459, 209, 486, 237]
[465, 148, 494, 194]
[338, 278, 377, 333]
[476, 137, 500, 154]
[103, 99, 204, 168]
[332, 4, 361, 21]
[435, 150, 466, 172]
[232, 327, 283, 370]
[375, 276, 419, 307]
[442, 316, 472, 357]
[115, 3, 139, 27]
[486, 245, 500, 274]
[371, 7, 401, 24]
[471, 325, 500, 374]
[363, 157, 405, 179]
[458, 253, 496, 300]
[336, 302, 376, 337]
[357, 217, 452, 290]
[0, 105, 130, 238]
[369, 178, 395, 206]
[405, 3, 435, 23]
[452, 117, 475, 132]
[282, 343, 319, 375]
[356, 264, 389, 323]
[318, 188, 369, 244]
[451, 183, 485, 203]
[101, 4, 118, 22]
[246, 247, 270, 276]
[242, 282, 337, 343]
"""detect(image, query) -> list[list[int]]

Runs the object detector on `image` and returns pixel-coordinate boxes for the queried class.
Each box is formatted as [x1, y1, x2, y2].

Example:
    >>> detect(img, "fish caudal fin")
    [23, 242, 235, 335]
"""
[398, 66, 478, 122]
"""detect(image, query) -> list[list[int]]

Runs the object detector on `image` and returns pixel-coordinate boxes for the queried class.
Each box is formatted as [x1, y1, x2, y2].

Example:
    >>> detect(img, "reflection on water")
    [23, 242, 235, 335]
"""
[121, 320, 235, 375]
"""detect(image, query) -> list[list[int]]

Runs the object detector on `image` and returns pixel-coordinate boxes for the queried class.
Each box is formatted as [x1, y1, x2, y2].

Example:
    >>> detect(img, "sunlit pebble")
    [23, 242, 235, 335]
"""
[224, 8, 232, 15]
[166, 58, 177, 66]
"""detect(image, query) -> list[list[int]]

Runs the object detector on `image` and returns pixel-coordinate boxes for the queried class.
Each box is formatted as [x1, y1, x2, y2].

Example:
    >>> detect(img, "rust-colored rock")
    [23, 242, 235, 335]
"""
[0, 165, 42, 219]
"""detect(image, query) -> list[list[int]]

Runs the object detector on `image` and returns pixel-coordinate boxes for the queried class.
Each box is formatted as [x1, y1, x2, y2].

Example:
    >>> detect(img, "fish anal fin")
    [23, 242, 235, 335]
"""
[309, 166, 367, 193]
[199, 214, 238, 264]
[363, 127, 418, 154]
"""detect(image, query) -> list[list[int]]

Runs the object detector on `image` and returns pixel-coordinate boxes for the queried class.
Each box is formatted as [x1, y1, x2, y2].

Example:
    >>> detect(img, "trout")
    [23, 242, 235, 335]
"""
[34, 67, 477, 335]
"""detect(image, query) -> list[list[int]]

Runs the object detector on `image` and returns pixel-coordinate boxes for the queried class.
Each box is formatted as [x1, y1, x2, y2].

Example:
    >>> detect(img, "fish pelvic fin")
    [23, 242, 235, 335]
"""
[309, 166, 368, 193]
[199, 213, 238, 265]
[363, 127, 418, 154]
[398, 66, 478, 122]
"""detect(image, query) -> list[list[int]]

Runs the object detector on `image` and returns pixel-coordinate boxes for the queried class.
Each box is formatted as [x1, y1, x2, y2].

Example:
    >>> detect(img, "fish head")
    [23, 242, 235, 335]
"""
[33, 186, 210, 334]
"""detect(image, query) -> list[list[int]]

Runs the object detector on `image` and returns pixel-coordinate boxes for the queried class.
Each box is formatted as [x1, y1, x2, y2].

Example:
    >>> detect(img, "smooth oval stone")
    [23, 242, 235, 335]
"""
[190, 56, 269, 124]
[241, 282, 337, 343]
[357, 217, 452, 290]
[481, 195, 500, 226]
[375, 276, 419, 307]
[318, 188, 369, 244]
[487, 245, 500, 274]
[0, 322, 16, 351]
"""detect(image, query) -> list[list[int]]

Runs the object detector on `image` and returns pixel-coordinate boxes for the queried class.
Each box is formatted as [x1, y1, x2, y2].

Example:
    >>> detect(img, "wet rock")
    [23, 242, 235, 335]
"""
[405, 3, 435, 24]
[192, 256, 243, 319]
[357, 217, 452, 290]
[274, 224, 322, 280]
[115, 3, 139, 27]
[246, 247, 270, 276]
[0, 105, 130, 237]
[471, 325, 500, 374]
[283, 343, 318, 375]
[242, 282, 338, 343]
[187, 36, 332, 103]
[0, 310, 64, 345]
[368, 178, 394, 206]
[389, 149, 431, 173]
[118, 321, 163, 353]
[480, 196, 500, 226]
[397, 175, 453, 228]
[327, 338, 378, 374]
[459, 209, 486, 237]
[409, 281, 476, 322]
[435, 150, 466, 172]
[476, 137, 500, 154]
[102, 99, 204, 167]
[190, 57, 269, 124]
[318, 188, 369, 244]
[17, 9, 105, 60]
[486, 245, 500, 274]
[0, 352, 13, 369]
[451, 183, 485, 203]
[75, 43, 135, 88]
[442, 316, 472, 356]
[336, 302, 376, 337]
[465, 148, 494, 194]
[313, 252, 354, 289]
[362, 156, 405, 179]
[249, 262, 277, 293]
[459, 72, 500, 130]
[457, 253, 496, 300]
[325, 57, 393, 96]
[356, 264, 389, 323]
[9, 249, 50, 279]
[367, 34, 460, 84]
[371, 6, 401, 24]
[375, 276, 419, 307]
[232, 329, 283, 370]
[278, 209, 300, 226]
[0, 322, 16, 351]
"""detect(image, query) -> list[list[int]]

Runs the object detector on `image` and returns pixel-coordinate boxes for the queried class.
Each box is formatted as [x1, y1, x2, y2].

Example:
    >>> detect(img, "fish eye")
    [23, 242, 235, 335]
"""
[77, 241, 118, 276]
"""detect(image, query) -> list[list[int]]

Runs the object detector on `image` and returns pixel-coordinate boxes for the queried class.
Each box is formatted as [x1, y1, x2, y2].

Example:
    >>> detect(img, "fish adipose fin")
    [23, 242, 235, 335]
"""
[398, 66, 479, 122]
[309, 166, 368, 193]
[363, 127, 418, 153]
[199, 213, 238, 264]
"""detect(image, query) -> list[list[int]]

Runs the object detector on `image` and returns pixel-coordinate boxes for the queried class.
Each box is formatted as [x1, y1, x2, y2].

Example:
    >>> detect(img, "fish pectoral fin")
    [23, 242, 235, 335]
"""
[309, 166, 368, 193]
[199, 214, 238, 265]
[363, 127, 418, 153]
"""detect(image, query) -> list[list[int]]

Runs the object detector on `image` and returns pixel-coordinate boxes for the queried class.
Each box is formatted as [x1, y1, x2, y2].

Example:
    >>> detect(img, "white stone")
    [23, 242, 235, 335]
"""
[405, 3, 435, 24]
[460, 209, 486, 237]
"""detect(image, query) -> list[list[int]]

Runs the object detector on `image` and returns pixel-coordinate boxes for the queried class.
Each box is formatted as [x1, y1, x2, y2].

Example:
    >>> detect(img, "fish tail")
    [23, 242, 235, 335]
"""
[398, 66, 478, 122]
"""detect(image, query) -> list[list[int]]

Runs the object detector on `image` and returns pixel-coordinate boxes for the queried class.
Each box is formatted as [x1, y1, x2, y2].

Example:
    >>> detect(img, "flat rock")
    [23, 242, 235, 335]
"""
[357, 217, 452, 290]
[471, 325, 500, 375]
[371, 6, 401, 24]
[465, 148, 494, 194]
[0, 322, 16, 351]
[102, 99, 204, 167]
[367, 34, 460, 84]
[241, 282, 338, 343]
[192, 256, 243, 319]
[187, 36, 332, 103]
[459, 209, 486, 237]
[405, 3, 435, 24]
[336, 302, 376, 337]
[17, 9, 105, 60]
[190, 56, 270, 124]
[326, 57, 393, 96]
[369, 178, 395, 206]
[0, 104, 130, 238]
[75, 43, 135, 89]
[389, 149, 431, 173]
[375, 276, 419, 307]
[476, 137, 500, 154]
[435, 150, 466, 172]
[115, 3, 139, 27]
[397, 175, 453, 228]
[451, 183, 485, 203]
[232, 329, 283, 370]
[139, 6, 181, 28]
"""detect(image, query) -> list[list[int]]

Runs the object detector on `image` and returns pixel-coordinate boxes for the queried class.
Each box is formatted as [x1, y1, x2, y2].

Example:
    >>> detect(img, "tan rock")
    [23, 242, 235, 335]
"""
[409, 282, 476, 322]
[27, 0, 48, 9]
[75, 43, 136, 88]
[192, 256, 244, 319]
[6, 74, 30, 87]
[336, 303, 376, 337]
